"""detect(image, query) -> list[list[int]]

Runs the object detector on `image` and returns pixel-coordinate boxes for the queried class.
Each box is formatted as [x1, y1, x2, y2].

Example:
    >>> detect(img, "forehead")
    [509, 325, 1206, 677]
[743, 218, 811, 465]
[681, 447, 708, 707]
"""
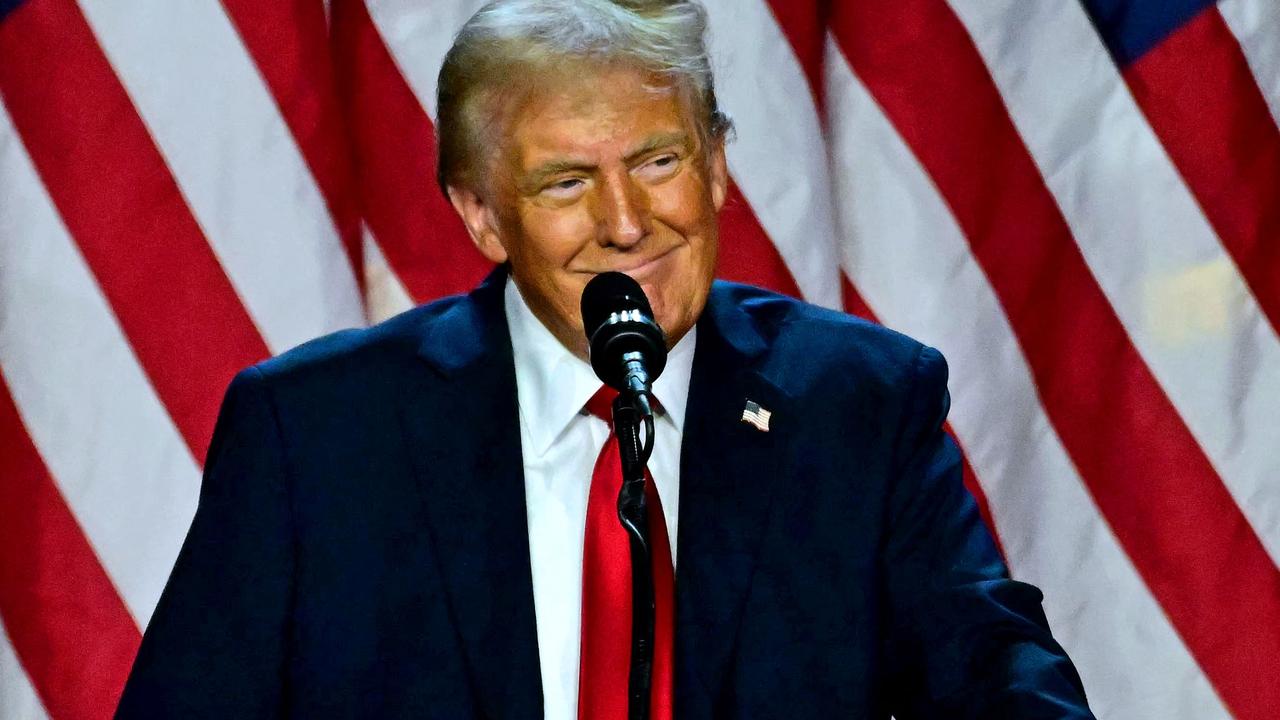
[502, 66, 698, 170]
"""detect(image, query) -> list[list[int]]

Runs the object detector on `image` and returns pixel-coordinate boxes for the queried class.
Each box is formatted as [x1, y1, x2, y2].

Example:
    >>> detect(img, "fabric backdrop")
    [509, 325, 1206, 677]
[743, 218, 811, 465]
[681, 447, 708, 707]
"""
[1, 0, 1277, 718]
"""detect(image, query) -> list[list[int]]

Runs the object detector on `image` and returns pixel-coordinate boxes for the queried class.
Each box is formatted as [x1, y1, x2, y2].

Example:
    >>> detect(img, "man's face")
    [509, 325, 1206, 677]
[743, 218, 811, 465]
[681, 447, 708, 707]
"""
[449, 65, 728, 358]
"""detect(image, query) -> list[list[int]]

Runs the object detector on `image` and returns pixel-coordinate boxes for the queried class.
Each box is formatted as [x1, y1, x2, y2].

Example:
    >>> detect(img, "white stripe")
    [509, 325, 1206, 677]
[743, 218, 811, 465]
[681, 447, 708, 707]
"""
[824, 40, 1230, 720]
[945, 0, 1280, 567]
[0, 622, 48, 720]
[0, 102, 200, 629]
[358, 0, 490, 318]
[364, 229, 415, 323]
[701, 0, 841, 308]
[364, 0, 488, 120]
[76, 0, 365, 354]
[1220, 0, 1280, 128]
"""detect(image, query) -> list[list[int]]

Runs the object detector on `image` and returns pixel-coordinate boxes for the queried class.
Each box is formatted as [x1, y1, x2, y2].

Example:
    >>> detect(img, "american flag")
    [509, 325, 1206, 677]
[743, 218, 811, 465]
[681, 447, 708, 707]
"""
[740, 400, 772, 433]
[1, 0, 1277, 718]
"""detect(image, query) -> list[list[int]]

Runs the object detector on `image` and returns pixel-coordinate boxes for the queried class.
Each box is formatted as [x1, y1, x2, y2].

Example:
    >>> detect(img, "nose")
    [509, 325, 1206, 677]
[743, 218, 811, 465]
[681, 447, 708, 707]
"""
[596, 172, 649, 248]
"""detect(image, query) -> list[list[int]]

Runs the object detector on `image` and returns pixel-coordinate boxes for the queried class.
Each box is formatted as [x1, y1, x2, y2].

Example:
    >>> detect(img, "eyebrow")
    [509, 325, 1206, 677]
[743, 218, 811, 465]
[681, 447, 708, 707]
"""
[520, 131, 693, 191]
[622, 131, 692, 164]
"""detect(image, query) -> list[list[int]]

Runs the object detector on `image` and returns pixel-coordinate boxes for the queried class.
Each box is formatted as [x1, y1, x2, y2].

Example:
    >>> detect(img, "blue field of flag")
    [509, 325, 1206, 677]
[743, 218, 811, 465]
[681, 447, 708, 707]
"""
[1079, 0, 1219, 65]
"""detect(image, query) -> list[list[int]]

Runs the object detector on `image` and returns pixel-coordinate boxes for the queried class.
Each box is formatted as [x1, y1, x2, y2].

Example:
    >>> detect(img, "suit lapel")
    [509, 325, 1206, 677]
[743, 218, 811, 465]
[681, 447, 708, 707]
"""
[398, 268, 544, 720]
[676, 286, 793, 711]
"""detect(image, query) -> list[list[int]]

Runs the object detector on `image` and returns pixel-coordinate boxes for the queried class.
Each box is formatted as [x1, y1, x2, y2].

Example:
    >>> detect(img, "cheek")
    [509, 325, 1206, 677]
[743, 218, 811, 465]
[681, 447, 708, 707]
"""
[508, 205, 598, 325]
[650, 175, 712, 231]
[513, 205, 595, 266]
[651, 173, 718, 279]
[652, 167, 722, 267]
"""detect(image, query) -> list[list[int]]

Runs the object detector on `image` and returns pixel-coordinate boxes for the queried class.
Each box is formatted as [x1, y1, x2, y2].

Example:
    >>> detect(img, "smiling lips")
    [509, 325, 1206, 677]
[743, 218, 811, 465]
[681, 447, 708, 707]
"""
[590, 245, 680, 282]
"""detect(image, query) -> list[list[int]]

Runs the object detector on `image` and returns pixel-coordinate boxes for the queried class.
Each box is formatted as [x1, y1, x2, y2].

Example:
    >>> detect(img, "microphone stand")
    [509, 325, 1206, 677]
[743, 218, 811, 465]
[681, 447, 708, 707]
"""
[610, 391, 656, 720]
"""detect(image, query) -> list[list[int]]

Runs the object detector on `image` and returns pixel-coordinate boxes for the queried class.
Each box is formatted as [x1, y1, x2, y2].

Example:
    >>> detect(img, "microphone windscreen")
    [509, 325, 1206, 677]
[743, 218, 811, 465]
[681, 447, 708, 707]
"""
[580, 271, 653, 337]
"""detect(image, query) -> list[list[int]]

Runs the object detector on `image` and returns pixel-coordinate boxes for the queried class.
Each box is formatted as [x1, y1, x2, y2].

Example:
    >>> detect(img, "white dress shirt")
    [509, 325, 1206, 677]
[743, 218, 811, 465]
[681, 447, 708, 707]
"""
[504, 277, 694, 720]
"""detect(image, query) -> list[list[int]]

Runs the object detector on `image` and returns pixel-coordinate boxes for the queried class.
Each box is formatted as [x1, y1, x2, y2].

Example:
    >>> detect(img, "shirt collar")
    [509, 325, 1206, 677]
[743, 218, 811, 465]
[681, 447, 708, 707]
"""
[505, 276, 695, 457]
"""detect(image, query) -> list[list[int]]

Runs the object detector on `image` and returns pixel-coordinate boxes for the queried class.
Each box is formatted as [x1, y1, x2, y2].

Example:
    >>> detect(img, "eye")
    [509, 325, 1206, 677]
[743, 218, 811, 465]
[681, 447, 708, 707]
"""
[540, 177, 587, 200]
[635, 153, 680, 182]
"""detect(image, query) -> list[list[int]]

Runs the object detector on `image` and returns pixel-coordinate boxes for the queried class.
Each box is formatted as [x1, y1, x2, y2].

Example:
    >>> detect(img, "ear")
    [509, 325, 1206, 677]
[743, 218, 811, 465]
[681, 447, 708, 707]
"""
[447, 184, 509, 264]
[709, 137, 729, 211]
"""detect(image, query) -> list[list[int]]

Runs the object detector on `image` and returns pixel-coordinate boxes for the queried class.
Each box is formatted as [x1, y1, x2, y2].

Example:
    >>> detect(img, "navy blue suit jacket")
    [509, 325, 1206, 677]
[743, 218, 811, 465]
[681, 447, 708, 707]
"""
[116, 270, 1092, 718]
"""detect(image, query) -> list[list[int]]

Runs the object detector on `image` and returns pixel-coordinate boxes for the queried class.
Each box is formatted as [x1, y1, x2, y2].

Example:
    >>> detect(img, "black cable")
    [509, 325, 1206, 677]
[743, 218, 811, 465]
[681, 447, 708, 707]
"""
[640, 397, 656, 464]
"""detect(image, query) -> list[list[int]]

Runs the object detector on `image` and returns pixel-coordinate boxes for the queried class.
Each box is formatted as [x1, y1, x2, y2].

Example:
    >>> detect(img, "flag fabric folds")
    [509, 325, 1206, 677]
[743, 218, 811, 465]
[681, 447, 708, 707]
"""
[1, 0, 1277, 718]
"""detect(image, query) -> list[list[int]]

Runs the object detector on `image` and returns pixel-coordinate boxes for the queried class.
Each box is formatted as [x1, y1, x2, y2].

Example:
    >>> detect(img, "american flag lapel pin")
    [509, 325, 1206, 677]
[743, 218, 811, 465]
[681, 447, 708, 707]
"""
[740, 399, 772, 432]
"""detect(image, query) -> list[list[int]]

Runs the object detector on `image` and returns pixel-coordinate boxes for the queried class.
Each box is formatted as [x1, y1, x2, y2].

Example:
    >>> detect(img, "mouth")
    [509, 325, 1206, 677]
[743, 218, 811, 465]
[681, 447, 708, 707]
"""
[588, 245, 680, 282]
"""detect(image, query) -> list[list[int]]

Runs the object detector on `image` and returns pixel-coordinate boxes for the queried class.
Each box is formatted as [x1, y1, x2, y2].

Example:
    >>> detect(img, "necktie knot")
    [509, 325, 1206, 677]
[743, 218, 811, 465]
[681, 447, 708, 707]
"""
[585, 385, 619, 424]
[586, 385, 663, 425]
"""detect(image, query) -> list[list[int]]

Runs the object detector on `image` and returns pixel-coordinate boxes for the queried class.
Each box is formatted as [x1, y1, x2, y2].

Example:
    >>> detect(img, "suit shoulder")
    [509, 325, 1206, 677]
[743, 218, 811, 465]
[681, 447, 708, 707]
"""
[717, 281, 940, 390]
[245, 294, 467, 389]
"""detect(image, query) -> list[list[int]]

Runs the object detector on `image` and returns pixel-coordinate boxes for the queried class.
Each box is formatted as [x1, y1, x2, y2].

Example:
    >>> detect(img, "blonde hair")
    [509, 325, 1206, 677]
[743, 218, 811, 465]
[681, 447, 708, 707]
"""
[436, 0, 732, 194]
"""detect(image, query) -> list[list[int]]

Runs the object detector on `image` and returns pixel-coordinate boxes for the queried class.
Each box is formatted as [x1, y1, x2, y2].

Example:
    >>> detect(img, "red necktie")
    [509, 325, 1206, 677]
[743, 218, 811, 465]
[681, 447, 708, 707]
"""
[579, 386, 674, 720]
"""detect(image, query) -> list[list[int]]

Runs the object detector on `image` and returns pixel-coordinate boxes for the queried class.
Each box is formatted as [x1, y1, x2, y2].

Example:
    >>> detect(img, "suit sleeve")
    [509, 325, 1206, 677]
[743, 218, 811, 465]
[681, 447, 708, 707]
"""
[115, 367, 293, 719]
[881, 345, 1094, 719]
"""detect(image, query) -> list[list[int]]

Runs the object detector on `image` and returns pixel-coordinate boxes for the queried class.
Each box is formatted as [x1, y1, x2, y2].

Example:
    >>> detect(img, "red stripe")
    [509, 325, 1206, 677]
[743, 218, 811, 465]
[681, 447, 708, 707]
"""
[762, 0, 826, 112]
[717, 181, 804, 297]
[0, 375, 141, 720]
[331, 0, 492, 304]
[1125, 7, 1280, 337]
[841, 277, 1005, 556]
[830, 2, 1280, 716]
[0, 0, 269, 463]
[219, 0, 363, 286]
[840, 274, 876, 320]
[0, 0, 271, 463]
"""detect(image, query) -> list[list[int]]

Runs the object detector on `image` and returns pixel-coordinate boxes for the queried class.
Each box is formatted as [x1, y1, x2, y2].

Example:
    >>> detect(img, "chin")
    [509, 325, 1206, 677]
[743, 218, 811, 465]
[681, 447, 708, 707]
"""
[655, 306, 693, 347]
[653, 287, 709, 342]
[643, 288, 674, 329]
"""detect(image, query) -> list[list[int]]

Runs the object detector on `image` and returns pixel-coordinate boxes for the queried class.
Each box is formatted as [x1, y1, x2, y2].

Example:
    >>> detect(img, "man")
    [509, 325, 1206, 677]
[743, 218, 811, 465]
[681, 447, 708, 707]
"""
[116, 0, 1093, 718]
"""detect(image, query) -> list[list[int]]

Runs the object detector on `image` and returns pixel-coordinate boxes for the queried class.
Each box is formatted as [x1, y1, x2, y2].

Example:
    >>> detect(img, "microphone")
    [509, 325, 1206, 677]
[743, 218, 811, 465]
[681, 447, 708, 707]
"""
[582, 272, 664, 720]
[581, 272, 668, 418]
[582, 274, 663, 720]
